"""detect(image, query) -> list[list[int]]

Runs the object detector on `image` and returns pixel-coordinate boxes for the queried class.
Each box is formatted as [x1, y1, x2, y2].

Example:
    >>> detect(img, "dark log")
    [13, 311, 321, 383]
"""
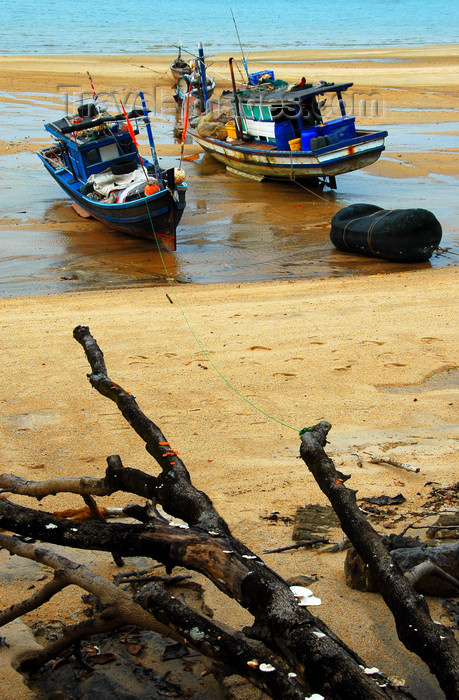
[135, 583, 306, 700]
[391, 541, 459, 581]
[346, 541, 459, 595]
[73, 325, 230, 536]
[0, 327, 433, 699]
[1, 498, 409, 698]
[300, 422, 459, 699]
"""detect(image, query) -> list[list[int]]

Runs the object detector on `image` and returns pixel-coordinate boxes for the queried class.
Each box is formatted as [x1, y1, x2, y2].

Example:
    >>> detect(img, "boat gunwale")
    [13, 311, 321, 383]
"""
[37, 151, 187, 212]
[188, 127, 388, 158]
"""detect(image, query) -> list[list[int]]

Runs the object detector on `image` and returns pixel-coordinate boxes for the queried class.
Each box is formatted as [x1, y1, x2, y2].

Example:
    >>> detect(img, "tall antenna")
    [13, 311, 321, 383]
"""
[230, 8, 250, 82]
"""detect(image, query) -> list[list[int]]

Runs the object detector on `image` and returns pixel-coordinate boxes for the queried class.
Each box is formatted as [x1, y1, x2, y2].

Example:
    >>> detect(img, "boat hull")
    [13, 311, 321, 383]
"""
[170, 62, 192, 82]
[174, 77, 216, 103]
[189, 129, 387, 181]
[38, 155, 186, 251]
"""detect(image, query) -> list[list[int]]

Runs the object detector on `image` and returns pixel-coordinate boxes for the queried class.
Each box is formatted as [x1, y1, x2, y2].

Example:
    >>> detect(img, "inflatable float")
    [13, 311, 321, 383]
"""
[330, 204, 442, 262]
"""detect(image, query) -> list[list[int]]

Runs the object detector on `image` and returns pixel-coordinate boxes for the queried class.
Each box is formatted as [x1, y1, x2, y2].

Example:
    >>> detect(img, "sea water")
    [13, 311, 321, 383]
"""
[2, 0, 459, 55]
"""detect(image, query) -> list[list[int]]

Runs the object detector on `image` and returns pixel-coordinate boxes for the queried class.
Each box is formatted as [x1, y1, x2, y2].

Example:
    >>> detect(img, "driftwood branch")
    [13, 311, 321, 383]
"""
[300, 422, 459, 699]
[0, 533, 181, 642]
[0, 535, 304, 699]
[1, 326, 454, 699]
[0, 572, 68, 628]
[73, 324, 230, 536]
[0, 472, 117, 499]
[364, 454, 420, 474]
[1, 490, 402, 697]
[405, 560, 459, 595]
[263, 537, 329, 554]
[399, 511, 458, 537]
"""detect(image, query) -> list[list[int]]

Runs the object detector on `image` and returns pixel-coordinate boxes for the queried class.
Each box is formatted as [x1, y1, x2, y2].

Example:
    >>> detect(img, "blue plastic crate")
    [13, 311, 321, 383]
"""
[248, 70, 275, 85]
[319, 117, 356, 142]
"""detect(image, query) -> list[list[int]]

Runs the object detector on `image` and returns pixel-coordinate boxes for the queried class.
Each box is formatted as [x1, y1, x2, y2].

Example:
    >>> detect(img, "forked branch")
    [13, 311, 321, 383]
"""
[0, 326, 451, 699]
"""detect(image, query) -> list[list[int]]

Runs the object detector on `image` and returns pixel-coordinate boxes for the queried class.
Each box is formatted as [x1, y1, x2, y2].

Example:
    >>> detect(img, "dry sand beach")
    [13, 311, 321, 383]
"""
[0, 47, 458, 698]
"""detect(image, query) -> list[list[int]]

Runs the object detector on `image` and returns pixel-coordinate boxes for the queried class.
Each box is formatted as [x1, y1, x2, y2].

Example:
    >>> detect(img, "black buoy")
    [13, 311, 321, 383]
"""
[330, 204, 442, 262]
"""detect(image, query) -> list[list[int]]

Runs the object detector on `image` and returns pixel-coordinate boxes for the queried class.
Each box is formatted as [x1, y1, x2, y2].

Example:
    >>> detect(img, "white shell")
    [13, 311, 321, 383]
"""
[290, 585, 322, 606]
[259, 663, 276, 672]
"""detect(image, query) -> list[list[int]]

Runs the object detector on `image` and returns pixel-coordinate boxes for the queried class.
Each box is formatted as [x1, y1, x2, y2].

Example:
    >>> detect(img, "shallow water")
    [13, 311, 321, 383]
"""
[0, 93, 457, 297]
[2, 0, 459, 54]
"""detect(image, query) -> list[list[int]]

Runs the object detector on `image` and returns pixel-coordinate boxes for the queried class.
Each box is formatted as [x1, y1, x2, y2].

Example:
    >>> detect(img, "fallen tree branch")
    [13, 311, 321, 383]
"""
[0, 533, 180, 643]
[73, 324, 230, 537]
[0, 534, 304, 699]
[263, 538, 329, 554]
[363, 453, 420, 473]
[1, 494, 401, 697]
[0, 573, 68, 628]
[134, 583, 307, 700]
[399, 510, 458, 537]
[0, 473, 117, 500]
[300, 422, 459, 699]
[0, 326, 433, 698]
[404, 561, 459, 595]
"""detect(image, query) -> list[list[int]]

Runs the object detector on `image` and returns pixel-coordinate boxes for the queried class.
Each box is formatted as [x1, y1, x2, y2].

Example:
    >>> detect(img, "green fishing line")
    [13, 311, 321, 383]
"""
[145, 195, 304, 435]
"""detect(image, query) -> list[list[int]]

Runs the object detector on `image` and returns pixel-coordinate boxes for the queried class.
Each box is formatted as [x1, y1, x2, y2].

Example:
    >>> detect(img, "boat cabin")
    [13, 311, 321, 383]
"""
[232, 81, 357, 152]
[43, 103, 143, 183]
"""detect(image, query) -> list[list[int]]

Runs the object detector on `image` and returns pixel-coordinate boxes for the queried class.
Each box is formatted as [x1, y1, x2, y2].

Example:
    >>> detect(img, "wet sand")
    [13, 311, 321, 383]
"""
[0, 47, 458, 698]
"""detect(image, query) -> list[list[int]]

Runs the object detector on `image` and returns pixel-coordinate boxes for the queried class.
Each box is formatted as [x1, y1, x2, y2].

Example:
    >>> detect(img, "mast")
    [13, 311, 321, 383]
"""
[139, 91, 163, 188]
[229, 58, 243, 140]
[230, 8, 250, 82]
[197, 42, 209, 110]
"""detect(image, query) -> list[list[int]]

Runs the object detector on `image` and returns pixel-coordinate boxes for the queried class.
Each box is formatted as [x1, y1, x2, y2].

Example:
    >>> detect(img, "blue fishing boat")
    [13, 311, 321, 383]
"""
[38, 95, 187, 251]
[187, 62, 388, 188]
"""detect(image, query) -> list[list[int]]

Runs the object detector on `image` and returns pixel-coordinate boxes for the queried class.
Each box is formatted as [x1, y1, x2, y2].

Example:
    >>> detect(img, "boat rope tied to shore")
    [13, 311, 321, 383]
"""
[140, 190, 309, 437]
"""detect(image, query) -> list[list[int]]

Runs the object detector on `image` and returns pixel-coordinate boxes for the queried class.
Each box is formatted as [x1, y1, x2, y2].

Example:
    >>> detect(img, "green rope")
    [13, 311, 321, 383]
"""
[145, 195, 307, 436]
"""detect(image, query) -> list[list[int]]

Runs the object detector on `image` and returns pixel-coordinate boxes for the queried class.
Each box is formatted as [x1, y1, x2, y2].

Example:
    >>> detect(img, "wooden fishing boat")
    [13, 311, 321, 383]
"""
[175, 72, 216, 103]
[170, 45, 192, 82]
[38, 98, 187, 251]
[173, 43, 216, 108]
[187, 69, 388, 188]
[170, 57, 192, 82]
[330, 204, 442, 262]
